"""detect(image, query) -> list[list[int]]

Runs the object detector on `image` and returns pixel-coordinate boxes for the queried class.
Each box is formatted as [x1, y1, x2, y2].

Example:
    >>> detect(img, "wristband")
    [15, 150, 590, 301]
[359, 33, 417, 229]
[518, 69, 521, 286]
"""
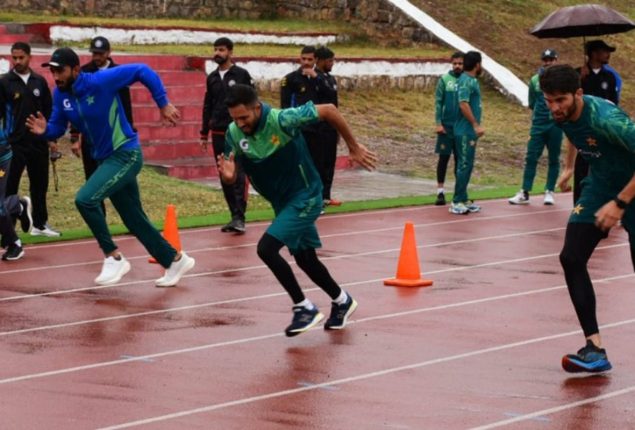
[614, 197, 628, 209]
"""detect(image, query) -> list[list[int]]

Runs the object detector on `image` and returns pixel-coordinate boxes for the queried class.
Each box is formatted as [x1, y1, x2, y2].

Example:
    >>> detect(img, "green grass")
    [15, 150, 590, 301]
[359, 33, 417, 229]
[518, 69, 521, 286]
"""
[412, 0, 635, 114]
[0, 11, 351, 34]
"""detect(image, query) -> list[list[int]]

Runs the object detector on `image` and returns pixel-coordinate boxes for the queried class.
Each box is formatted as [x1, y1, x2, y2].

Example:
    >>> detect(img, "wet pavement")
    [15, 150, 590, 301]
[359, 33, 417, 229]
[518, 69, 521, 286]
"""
[196, 168, 450, 201]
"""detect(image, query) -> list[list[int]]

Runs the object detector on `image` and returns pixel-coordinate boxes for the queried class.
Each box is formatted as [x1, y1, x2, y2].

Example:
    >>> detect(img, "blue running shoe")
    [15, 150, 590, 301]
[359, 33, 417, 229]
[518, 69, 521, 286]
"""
[285, 306, 324, 337]
[325, 294, 358, 330]
[562, 340, 612, 373]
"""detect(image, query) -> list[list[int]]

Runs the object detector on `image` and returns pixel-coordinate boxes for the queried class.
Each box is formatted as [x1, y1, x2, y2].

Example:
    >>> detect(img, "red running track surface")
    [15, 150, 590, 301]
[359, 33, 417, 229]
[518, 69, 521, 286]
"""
[0, 196, 633, 429]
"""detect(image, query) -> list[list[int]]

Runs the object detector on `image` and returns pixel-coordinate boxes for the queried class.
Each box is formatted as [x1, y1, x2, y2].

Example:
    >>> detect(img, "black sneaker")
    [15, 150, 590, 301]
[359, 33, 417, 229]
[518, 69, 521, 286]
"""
[220, 219, 246, 234]
[18, 196, 33, 233]
[434, 192, 446, 206]
[285, 306, 324, 337]
[2, 244, 24, 261]
[562, 340, 612, 373]
[325, 295, 358, 330]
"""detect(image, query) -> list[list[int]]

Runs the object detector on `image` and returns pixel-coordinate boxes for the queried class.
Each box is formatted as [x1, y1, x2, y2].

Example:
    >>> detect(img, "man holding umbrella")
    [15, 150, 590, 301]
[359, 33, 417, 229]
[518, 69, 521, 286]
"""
[540, 64, 634, 373]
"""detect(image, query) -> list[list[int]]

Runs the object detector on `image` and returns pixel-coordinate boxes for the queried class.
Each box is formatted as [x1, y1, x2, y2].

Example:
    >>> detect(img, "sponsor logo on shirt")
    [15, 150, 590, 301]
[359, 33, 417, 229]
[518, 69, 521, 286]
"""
[228, 80, 236, 87]
[239, 138, 249, 151]
[32, 88, 40, 97]
[63, 99, 73, 111]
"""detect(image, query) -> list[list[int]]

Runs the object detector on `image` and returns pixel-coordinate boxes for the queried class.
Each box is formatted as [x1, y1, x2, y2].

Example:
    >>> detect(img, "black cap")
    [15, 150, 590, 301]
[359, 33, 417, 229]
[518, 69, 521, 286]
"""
[41, 47, 80, 68]
[541, 48, 558, 60]
[585, 40, 616, 55]
[89, 36, 111, 53]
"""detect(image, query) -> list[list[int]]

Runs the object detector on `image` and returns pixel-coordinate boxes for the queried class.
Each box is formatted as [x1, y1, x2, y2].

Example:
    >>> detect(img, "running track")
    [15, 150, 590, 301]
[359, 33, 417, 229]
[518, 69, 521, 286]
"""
[1, 196, 634, 429]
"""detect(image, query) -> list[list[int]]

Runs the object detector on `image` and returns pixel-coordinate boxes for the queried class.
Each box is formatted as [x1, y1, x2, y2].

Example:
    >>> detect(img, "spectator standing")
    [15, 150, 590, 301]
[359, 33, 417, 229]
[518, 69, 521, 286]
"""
[70, 36, 134, 216]
[433, 51, 463, 205]
[0, 42, 59, 237]
[314, 46, 341, 207]
[200, 37, 253, 234]
[509, 49, 562, 206]
[449, 51, 484, 215]
[570, 40, 620, 204]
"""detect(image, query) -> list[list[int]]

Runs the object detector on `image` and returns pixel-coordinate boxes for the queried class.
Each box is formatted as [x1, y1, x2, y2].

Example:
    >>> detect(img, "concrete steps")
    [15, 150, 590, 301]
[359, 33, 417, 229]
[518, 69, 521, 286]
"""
[14, 52, 353, 181]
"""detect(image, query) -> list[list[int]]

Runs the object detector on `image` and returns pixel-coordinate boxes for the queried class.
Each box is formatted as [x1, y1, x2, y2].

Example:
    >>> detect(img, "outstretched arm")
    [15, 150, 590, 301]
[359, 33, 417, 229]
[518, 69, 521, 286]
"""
[315, 103, 377, 171]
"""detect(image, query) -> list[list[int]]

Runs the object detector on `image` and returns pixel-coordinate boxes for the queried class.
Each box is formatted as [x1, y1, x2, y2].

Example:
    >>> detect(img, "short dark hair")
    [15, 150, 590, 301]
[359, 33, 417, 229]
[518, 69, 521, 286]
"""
[226, 84, 259, 108]
[463, 51, 482, 71]
[301, 45, 316, 56]
[11, 42, 31, 55]
[451, 51, 464, 60]
[315, 46, 335, 60]
[214, 37, 234, 50]
[539, 64, 581, 95]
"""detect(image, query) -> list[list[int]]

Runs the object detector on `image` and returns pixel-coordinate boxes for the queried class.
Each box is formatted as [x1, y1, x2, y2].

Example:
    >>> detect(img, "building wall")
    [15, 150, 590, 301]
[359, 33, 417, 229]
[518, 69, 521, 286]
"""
[13, 0, 437, 44]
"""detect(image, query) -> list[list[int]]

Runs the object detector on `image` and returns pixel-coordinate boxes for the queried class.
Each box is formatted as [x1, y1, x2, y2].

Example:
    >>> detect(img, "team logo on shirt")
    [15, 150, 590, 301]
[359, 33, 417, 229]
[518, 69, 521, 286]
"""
[239, 138, 249, 151]
[601, 81, 608, 90]
[572, 204, 584, 215]
[63, 99, 73, 111]
[33, 88, 40, 97]
[586, 137, 597, 147]
[300, 86, 306, 93]
[86, 96, 95, 105]
[469, 140, 476, 147]
[228, 80, 236, 87]
[13, 92, 19, 100]
[0, 169, 4, 178]
[271, 135, 280, 146]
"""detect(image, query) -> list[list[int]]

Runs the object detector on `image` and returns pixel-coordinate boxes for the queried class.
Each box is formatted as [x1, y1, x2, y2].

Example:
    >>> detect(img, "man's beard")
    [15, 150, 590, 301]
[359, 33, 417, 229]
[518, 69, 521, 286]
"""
[214, 55, 228, 65]
[56, 75, 75, 92]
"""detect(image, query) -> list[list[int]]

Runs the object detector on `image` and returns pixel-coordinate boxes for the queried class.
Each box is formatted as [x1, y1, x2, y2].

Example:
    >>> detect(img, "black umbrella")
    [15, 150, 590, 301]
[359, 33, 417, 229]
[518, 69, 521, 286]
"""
[531, 4, 635, 39]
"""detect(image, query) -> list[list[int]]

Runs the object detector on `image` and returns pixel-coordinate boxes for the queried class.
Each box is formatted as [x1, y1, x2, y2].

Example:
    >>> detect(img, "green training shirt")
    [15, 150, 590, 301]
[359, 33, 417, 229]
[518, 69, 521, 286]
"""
[434, 71, 461, 127]
[559, 95, 635, 191]
[528, 73, 557, 133]
[225, 102, 323, 210]
[454, 73, 482, 137]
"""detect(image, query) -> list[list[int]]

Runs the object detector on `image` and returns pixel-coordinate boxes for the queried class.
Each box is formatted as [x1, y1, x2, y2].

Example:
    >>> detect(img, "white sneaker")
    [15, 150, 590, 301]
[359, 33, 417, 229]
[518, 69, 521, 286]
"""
[31, 224, 61, 237]
[449, 202, 469, 215]
[544, 191, 555, 205]
[155, 251, 195, 287]
[508, 190, 529, 205]
[95, 255, 131, 285]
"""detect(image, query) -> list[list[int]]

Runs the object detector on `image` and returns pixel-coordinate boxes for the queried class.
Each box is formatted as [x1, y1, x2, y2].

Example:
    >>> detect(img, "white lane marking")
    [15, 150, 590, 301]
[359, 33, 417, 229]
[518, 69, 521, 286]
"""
[96, 317, 635, 429]
[470, 386, 635, 429]
[0, 207, 571, 275]
[0, 225, 575, 302]
[1, 273, 632, 386]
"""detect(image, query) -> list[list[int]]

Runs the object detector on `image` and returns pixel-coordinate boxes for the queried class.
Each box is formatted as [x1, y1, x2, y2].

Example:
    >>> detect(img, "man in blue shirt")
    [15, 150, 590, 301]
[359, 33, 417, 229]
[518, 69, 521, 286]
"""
[26, 48, 195, 287]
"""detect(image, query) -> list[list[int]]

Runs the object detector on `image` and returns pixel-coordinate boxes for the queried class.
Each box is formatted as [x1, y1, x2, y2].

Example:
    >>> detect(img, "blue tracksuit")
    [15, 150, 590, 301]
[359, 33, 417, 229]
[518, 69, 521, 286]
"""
[42, 64, 176, 266]
[44, 64, 168, 161]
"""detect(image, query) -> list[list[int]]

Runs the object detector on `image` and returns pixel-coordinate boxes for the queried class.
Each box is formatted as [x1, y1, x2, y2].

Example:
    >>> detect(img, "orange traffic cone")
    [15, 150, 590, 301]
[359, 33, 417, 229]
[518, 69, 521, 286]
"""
[383, 221, 433, 287]
[149, 204, 182, 264]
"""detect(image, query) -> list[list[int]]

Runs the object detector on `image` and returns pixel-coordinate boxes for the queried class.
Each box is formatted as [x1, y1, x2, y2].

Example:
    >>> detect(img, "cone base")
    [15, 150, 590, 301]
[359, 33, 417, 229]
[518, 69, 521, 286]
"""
[384, 278, 433, 287]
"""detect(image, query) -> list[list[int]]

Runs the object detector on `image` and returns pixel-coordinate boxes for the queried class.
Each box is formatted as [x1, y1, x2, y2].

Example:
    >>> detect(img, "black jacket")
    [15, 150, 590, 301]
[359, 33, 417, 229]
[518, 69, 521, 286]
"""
[201, 64, 254, 134]
[70, 58, 134, 136]
[280, 67, 336, 135]
[578, 65, 619, 105]
[315, 69, 339, 137]
[0, 69, 52, 145]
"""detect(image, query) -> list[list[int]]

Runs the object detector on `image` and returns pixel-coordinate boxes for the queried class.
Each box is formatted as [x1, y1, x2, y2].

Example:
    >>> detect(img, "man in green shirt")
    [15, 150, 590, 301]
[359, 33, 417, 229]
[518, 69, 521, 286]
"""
[450, 51, 484, 215]
[433, 52, 463, 206]
[509, 49, 562, 206]
[541, 65, 635, 373]
[218, 84, 377, 337]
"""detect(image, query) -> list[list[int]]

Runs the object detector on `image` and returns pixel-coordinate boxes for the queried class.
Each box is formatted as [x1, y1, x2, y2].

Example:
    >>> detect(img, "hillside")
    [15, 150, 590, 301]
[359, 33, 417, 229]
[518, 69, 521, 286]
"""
[412, 0, 635, 114]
